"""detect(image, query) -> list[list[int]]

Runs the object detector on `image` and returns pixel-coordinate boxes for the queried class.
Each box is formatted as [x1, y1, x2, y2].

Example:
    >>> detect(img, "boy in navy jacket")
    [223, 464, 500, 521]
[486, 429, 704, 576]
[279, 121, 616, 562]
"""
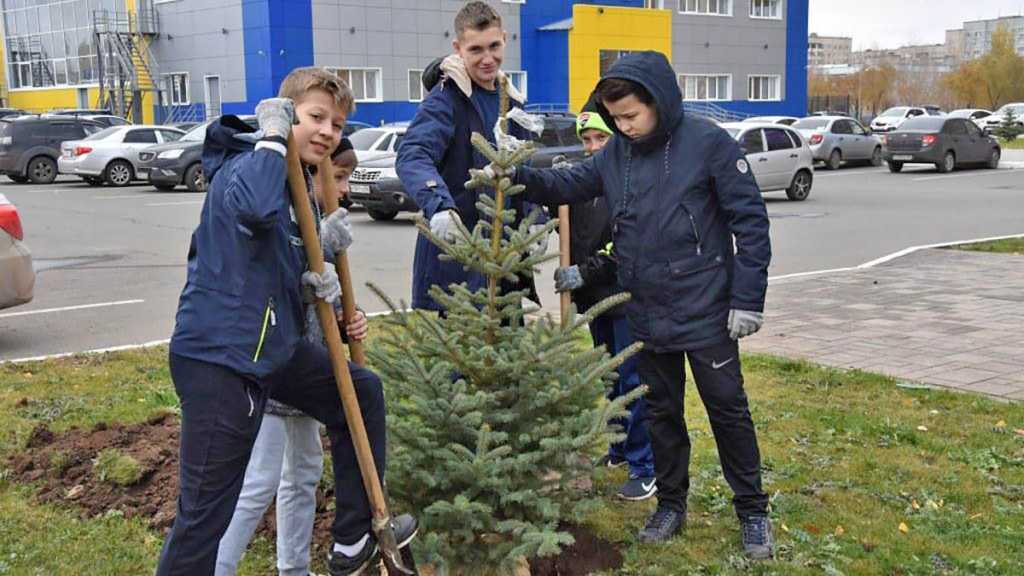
[158, 68, 415, 576]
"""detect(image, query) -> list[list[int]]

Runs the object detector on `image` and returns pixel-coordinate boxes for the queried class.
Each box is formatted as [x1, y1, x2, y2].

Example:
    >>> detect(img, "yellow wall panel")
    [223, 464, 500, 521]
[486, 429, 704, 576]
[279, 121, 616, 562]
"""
[8, 88, 100, 113]
[567, 5, 672, 113]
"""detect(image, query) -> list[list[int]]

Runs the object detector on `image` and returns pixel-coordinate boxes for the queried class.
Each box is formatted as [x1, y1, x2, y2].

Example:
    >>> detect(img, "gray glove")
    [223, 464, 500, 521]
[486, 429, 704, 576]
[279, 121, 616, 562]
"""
[554, 265, 584, 293]
[320, 208, 353, 259]
[429, 210, 462, 243]
[482, 163, 515, 181]
[302, 268, 341, 304]
[728, 309, 764, 340]
[255, 97, 296, 140]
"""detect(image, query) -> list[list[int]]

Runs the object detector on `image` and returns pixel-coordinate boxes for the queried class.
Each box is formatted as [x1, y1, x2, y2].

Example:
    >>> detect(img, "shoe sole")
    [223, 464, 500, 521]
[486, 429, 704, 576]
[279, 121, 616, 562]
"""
[617, 486, 658, 501]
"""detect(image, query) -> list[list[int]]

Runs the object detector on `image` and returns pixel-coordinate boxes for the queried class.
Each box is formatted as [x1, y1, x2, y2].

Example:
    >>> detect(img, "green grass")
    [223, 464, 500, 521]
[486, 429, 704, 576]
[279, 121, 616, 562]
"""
[1, 342, 1023, 574]
[92, 449, 144, 487]
[954, 237, 1024, 255]
[999, 138, 1024, 150]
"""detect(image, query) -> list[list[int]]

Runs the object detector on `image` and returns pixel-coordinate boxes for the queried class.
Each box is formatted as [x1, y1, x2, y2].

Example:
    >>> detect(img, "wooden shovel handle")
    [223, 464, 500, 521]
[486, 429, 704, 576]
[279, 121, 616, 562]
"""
[558, 204, 571, 326]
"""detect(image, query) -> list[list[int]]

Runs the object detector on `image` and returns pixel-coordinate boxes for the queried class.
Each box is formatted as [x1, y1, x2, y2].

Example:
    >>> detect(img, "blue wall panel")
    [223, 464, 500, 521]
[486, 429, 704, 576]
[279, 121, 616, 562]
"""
[784, 0, 809, 116]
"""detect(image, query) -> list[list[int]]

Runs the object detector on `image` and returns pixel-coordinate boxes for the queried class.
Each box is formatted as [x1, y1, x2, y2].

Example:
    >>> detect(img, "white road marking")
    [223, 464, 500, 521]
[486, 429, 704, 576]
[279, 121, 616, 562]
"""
[0, 299, 145, 319]
[146, 200, 204, 207]
[1, 338, 170, 365]
[911, 168, 1019, 182]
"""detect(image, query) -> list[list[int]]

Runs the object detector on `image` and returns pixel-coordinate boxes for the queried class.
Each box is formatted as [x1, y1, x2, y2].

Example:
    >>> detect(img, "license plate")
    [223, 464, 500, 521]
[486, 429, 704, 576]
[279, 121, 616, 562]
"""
[350, 184, 370, 195]
[893, 155, 914, 161]
[137, 169, 149, 179]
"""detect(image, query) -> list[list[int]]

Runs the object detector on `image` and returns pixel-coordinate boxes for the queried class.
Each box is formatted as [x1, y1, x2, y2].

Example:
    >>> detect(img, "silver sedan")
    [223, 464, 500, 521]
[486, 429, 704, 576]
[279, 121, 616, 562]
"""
[792, 116, 883, 170]
[721, 122, 816, 201]
[58, 125, 186, 186]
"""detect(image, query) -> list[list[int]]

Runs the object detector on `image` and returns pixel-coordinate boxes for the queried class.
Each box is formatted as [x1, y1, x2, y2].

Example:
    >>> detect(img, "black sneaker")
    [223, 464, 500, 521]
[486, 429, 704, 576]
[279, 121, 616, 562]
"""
[595, 454, 627, 469]
[327, 514, 419, 576]
[741, 515, 774, 560]
[617, 476, 658, 501]
[638, 506, 685, 543]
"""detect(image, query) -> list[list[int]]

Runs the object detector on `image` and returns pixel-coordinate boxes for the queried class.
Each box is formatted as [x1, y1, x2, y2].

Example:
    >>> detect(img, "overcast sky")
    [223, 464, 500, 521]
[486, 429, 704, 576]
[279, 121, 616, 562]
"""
[809, 0, 1024, 50]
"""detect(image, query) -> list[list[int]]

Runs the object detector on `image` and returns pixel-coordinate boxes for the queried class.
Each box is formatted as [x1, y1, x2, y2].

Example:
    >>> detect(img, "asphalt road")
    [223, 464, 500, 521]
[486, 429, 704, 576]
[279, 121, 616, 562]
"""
[2, 154, 1023, 361]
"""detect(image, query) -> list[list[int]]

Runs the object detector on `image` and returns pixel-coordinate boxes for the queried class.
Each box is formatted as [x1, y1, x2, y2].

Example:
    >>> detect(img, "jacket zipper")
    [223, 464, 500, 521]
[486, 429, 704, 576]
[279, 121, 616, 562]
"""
[252, 297, 276, 362]
[680, 205, 703, 255]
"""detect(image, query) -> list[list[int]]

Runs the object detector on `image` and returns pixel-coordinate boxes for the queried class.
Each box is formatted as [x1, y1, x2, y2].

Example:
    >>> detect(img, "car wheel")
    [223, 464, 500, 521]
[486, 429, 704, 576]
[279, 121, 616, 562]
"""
[83, 176, 104, 186]
[826, 149, 842, 170]
[184, 163, 206, 192]
[367, 208, 399, 221]
[104, 160, 134, 187]
[786, 170, 812, 201]
[987, 148, 1000, 169]
[870, 146, 883, 167]
[7, 174, 29, 183]
[887, 161, 904, 173]
[154, 183, 177, 191]
[27, 156, 57, 184]
[936, 151, 955, 173]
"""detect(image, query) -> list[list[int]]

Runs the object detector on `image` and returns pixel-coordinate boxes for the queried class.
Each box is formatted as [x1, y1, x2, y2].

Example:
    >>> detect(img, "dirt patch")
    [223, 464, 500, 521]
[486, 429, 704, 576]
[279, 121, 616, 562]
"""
[8, 415, 623, 574]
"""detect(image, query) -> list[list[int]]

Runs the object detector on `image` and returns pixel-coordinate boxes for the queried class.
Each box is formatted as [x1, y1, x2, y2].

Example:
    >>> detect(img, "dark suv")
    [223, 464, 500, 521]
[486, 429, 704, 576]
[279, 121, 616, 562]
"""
[0, 115, 102, 183]
[139, 116, 258, 192]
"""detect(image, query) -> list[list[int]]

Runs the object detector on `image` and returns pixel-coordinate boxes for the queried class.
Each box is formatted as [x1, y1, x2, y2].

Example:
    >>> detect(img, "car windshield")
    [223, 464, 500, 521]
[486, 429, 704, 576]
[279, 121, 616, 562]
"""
[349, 129, 388, 150]
[793, 118, 829, 130]
[84, 126, 122, 141]
[899, 117, 945, 130]
[995, 104, 1024, 117]
[182, 121, 213, 142]
[879, 107, 909, 118]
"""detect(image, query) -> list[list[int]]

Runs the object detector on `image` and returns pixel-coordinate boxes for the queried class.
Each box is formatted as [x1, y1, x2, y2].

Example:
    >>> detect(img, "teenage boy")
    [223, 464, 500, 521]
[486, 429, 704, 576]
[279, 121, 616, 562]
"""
[215, 141, 364, 576]
[158, 68, 415, 576]
[496, 52, 774, 559]
[397, 1, 540, 313]
[552, 106, 655, 501]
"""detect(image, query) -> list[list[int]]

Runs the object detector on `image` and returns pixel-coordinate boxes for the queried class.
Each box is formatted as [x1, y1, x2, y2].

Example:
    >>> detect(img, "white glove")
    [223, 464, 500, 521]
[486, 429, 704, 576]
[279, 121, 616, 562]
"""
[728, 309, 764, 340]
[320, 208, 353, 259]
[302, 268, 341, 304]
[482, 163, 515, 181]
[429, 210, 462, 243]
[255, 97, 296, 140]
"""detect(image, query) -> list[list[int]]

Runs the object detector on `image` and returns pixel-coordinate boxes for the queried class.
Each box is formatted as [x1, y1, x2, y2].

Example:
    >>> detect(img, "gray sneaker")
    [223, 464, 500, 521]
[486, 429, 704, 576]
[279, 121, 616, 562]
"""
[740, 515, 774, 560]
[617, 476, 657, 501]
[638, 506, 685, 543]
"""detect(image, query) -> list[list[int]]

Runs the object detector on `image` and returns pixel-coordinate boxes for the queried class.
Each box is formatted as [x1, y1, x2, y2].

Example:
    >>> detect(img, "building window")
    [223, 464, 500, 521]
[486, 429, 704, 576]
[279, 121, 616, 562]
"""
[750, 0, 783, 20]
[164, 73, 189, 105]
[505, 70, 527, 99]
[600, 49, 643, 76]
[679, 0, 732, 17]
[408, 69, 424, 102]
[679, 74, 731, 101]
[502, 0, 526, 4]
[2, 0, 108, 90]
[748, 75, 781, 101]
[330, 67, 383, 103]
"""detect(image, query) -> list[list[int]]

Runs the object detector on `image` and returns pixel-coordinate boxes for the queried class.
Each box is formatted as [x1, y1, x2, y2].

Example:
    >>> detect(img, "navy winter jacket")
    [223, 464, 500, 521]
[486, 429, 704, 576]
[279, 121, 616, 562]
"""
[516, 52, 771, 352]
[396, 76, 540, 311]
[170, 116, 307, 379]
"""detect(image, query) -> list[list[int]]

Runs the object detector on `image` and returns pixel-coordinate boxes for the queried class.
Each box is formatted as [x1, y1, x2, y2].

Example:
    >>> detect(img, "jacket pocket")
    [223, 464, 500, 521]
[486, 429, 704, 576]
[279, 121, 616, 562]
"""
[252, 296, 277, 363]
[665, 252, 728, 316]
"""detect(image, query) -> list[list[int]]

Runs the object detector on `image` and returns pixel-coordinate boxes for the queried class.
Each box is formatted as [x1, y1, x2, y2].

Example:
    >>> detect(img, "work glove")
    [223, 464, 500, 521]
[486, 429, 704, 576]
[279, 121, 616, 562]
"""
[527, 223, 549, 258]
[302, 268, 341, 304]
[320, 208, 353, 259]
[482, 163, 515, 181]
[429, 209, 463, 243]
[554, 265, 585, 293]
[255, 97, 296, 140]
[728, 309, 764, 340]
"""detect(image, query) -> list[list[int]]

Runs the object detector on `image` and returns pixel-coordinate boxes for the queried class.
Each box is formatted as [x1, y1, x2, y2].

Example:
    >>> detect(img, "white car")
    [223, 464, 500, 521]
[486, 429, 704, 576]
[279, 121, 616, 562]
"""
[742, 116, 799, 126]
[870, 107, 930, 133]
[58, 125, 186, 186]
[979, 103, 1024, 134]
[348, 123, 407, 167]
[948, 108, 992, 130]
[721, 122, 815, 201]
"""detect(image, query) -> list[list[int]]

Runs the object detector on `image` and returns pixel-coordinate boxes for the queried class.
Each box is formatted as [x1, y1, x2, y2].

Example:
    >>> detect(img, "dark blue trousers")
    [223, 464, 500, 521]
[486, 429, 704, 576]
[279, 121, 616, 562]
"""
[590, 314, 654, 478]
[155, 343, 386, 576]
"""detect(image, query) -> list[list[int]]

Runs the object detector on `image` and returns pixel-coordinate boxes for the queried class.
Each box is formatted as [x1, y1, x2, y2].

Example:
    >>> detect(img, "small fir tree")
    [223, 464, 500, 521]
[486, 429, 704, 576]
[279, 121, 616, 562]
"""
[367, 80, 643, 574]
[995, 106, 1024, 141]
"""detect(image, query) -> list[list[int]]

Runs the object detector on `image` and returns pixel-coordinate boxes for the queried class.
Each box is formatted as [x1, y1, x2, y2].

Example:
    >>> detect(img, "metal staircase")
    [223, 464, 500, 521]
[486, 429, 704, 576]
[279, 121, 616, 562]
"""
[94, 7, 164, 123]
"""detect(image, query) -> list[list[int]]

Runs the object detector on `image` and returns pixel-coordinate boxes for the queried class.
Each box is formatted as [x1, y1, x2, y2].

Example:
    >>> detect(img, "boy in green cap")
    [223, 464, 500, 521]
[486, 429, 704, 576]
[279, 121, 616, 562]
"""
[552, 102, 655, 501]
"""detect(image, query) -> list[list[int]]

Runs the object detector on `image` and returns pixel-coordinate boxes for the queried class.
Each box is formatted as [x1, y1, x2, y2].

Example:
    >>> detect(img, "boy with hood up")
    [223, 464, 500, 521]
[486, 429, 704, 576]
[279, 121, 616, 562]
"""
[491, 52, 774, 559]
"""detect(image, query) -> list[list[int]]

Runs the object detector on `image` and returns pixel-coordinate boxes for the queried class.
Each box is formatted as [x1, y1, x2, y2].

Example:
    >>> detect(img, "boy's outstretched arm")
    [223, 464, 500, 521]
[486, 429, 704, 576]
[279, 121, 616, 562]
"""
[515, 154, 604, 207]
[396, 93, 457, 219]
[222, 98, 294, 228]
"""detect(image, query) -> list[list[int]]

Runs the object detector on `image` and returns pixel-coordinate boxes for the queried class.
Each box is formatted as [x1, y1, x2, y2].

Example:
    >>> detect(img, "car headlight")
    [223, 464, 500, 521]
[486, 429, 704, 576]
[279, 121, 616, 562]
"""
[157, 149, 185, 160]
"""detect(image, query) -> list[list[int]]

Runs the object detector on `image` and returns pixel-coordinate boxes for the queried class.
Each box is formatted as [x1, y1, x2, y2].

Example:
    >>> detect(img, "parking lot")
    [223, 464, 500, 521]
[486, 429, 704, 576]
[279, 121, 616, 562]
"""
[1, 154, 1023, 362]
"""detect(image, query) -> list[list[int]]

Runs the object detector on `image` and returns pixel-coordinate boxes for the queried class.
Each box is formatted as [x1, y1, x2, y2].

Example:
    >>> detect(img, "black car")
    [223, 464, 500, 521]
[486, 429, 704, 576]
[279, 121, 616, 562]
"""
[138, 116, 257, 192]
[0, 115, 102, 183]
[349, 113, 585, 221]
[0, 108, 26, 120]
[882, 116, 1001, 173]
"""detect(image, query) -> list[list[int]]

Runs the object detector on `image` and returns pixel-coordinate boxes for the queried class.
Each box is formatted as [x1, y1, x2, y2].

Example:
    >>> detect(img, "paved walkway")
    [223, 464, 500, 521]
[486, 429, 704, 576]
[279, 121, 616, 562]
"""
[746, 248, 1024, 401]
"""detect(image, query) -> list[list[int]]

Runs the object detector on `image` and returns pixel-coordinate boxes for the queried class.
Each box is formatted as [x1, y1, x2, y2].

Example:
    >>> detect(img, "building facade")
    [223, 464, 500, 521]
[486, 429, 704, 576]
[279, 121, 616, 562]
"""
[807, 33, 851, 66]
[1, 0, 808, 124]
[961, 15, 1024, 60]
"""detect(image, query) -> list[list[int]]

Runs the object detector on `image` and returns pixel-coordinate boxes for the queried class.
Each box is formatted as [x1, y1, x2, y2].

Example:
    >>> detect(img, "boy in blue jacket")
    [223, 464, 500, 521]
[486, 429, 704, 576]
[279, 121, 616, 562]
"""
[496, 52, 774, 559]
[158, 68, 415, 576]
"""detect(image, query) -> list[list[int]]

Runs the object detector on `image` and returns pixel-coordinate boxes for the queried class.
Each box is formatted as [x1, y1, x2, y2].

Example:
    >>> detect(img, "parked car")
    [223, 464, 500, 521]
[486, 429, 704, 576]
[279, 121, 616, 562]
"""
[743, 116, 799, 126]
[870, 106, 930, 133]
[948, 109, 992, 130]
[80, 114, 131, 128]
[979, 102, 1024, 134]
[881, 116, 1001, 173]
[348, 114, 586, 220]
[792, 116, 883, 169]
[721, 122, 815, 201]
[0, 193, 34, 310]
[50, 108, 113, 117]
[58, 125, 186, 187]
[344, 120, 373, 137]
[0, 115, 102, 184]
[170, 121, 200, 132]
[138, 116, 258, 192]
[0, 108, 26, 120]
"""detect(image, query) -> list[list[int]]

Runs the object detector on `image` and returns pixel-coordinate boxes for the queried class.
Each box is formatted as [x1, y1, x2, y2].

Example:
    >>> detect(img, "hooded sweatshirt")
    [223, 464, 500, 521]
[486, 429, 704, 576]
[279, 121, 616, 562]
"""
[516, 51, 771, 352]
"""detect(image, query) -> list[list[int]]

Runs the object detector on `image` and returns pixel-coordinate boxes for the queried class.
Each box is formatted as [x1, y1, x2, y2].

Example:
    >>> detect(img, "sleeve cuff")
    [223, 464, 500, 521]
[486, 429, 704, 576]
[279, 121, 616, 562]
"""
[255, 136, 288, 157]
